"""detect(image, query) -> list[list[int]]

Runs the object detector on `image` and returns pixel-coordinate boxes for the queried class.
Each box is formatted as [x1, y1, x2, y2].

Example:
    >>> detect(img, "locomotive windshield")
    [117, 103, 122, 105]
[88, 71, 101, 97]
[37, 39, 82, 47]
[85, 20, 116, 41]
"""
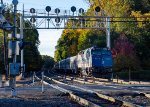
[91, 49, 111, 55]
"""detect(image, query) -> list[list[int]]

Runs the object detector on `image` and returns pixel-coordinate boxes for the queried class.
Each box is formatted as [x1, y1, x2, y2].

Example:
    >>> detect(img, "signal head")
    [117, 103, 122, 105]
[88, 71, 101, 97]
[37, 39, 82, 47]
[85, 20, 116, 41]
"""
[71, 6, 76, 12]
[45, 6, 51, 12]
[95, 6, 101, 12]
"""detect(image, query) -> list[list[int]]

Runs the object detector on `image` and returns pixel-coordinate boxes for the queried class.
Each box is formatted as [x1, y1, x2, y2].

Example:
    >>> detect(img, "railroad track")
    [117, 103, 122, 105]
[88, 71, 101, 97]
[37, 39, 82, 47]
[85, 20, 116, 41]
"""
[54, 71, 150, 89]
[45, 71, 150, 94]
[35, 72, 143, 107]
[46, 70, 109, 85]
[45, 70, 150, 94]
[61, 75, 150, 105]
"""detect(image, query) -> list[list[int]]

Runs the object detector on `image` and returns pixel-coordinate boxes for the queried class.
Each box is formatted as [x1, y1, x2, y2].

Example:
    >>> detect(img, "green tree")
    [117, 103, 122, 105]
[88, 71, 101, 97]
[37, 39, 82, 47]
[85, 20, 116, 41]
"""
[78, 29, 106, 50]
[23, 25, 43, 72]
[42, 55, 54, 70]
[131, 0, 150, 13]
[54, 29, 80, 62]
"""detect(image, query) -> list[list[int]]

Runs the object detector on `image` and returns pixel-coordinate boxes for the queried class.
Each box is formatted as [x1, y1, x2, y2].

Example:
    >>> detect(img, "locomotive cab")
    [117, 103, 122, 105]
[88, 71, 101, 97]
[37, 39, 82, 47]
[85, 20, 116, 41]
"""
[90, 47, 113, 78]
[91, 47, 113, 68]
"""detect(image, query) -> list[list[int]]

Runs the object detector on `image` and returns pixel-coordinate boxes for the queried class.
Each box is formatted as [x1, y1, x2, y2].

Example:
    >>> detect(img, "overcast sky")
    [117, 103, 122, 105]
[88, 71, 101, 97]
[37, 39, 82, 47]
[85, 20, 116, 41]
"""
[4, 0, 89, 57]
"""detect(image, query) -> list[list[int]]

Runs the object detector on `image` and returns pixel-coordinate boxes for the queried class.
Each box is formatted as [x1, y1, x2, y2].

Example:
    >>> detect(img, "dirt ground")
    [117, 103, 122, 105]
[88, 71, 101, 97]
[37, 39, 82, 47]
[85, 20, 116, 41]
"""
[0, 79, 82, 107]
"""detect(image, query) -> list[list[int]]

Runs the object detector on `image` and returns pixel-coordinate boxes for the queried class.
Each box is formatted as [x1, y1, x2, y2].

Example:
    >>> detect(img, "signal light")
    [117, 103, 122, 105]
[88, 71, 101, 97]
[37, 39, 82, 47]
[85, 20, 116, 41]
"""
[95, 6, 101, 12]
[30, 8, 35, 13]
[30, 17, 36, 23]
[12, 0, 18, 5]
[79, 8, 84, 14]
[71, 6, 76, 12]
[45, 6, 51, 12]
[55, 17, 60, 23]
[55, 8, 60, 14]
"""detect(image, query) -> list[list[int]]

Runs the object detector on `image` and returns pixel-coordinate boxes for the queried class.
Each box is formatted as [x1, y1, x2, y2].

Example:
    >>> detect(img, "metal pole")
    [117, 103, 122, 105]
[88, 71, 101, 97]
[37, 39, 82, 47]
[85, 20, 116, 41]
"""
[13, 4, 17, 63]
[104, 12, 112, 80]
[106, 17, 111, 49]
[3, 31, 8, 80]
[11, 0, 18, 97]
[48, 12, 50, 28]
[20, 14, 24, 79]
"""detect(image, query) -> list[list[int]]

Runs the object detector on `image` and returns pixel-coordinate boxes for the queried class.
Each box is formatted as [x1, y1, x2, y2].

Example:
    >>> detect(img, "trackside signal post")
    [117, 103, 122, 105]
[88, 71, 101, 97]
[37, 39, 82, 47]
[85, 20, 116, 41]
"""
[0, 0, 20, 96]
[20, 13, 24, 79]
[10, 0, 18, 97]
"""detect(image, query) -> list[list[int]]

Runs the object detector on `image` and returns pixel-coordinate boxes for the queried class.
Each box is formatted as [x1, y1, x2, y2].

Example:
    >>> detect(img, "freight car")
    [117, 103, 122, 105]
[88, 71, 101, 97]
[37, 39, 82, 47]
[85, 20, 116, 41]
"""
[54, 46, 113, 78]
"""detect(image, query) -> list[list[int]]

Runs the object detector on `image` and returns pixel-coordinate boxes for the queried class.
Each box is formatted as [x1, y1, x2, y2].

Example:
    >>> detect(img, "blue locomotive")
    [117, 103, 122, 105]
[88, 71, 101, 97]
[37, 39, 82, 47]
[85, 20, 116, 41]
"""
[54, 46, 113, 77]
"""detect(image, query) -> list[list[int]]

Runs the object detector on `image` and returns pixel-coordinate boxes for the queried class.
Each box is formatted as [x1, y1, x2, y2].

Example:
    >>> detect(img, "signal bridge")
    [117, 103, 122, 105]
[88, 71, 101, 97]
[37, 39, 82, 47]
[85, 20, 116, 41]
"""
[22, 6, 111, 50]
[23, 6, 110, 30]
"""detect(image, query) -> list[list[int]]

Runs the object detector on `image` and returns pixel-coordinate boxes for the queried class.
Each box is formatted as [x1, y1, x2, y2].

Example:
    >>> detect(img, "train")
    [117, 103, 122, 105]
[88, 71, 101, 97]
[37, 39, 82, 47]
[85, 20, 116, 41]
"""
[54, 46, 113, 78]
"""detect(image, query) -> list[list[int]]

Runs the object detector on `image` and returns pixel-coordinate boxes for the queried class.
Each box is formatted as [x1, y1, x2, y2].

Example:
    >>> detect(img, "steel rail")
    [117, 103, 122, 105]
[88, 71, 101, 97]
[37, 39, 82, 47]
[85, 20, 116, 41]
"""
[35, 75, 101, 107]
[41, 74, 142, 107]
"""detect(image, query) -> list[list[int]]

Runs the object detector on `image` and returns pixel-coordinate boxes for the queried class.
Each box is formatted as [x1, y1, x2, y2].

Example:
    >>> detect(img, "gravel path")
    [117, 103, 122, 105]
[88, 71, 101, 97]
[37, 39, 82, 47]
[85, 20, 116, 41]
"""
[0, 79, 82, 107]
[99, 91, 150, 107]
[115, 95, 150, 107]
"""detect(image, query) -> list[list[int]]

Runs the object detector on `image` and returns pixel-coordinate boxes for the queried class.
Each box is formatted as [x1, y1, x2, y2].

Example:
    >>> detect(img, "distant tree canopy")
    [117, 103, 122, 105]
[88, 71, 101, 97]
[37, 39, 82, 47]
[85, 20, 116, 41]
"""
[54, 0, 150, 72]
[41, 55, 54, 70]
[23, 25, 43, 72]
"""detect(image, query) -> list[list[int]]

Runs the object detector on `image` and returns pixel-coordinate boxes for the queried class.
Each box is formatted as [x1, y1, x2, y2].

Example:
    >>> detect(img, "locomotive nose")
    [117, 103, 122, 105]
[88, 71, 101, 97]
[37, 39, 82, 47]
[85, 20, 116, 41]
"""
[92, 55, 112, 67]
[92, 55, 101, 67]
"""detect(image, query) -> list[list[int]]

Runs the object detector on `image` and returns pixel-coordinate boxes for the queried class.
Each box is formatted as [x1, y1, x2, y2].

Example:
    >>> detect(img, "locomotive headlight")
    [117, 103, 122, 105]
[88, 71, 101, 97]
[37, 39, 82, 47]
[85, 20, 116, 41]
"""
[102, 60, 104, 64]
[102, 58, 104, 64]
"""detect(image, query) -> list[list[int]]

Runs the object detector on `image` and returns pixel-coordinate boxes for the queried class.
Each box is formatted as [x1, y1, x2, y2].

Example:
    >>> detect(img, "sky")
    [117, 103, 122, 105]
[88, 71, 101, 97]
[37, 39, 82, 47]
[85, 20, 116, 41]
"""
[4, 0, 89, 57]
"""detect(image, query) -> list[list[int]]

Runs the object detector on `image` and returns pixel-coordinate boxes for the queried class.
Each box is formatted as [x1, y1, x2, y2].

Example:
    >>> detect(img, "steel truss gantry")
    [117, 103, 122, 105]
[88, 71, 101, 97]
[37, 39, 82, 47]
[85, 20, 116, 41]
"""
[22, 7, 111, 48]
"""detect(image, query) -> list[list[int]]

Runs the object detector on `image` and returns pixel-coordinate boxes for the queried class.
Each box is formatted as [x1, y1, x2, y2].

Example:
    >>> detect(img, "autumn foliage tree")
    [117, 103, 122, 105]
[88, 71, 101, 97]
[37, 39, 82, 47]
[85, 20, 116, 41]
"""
[113, 33, 140, 73]
[54, 29, 80, 62]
